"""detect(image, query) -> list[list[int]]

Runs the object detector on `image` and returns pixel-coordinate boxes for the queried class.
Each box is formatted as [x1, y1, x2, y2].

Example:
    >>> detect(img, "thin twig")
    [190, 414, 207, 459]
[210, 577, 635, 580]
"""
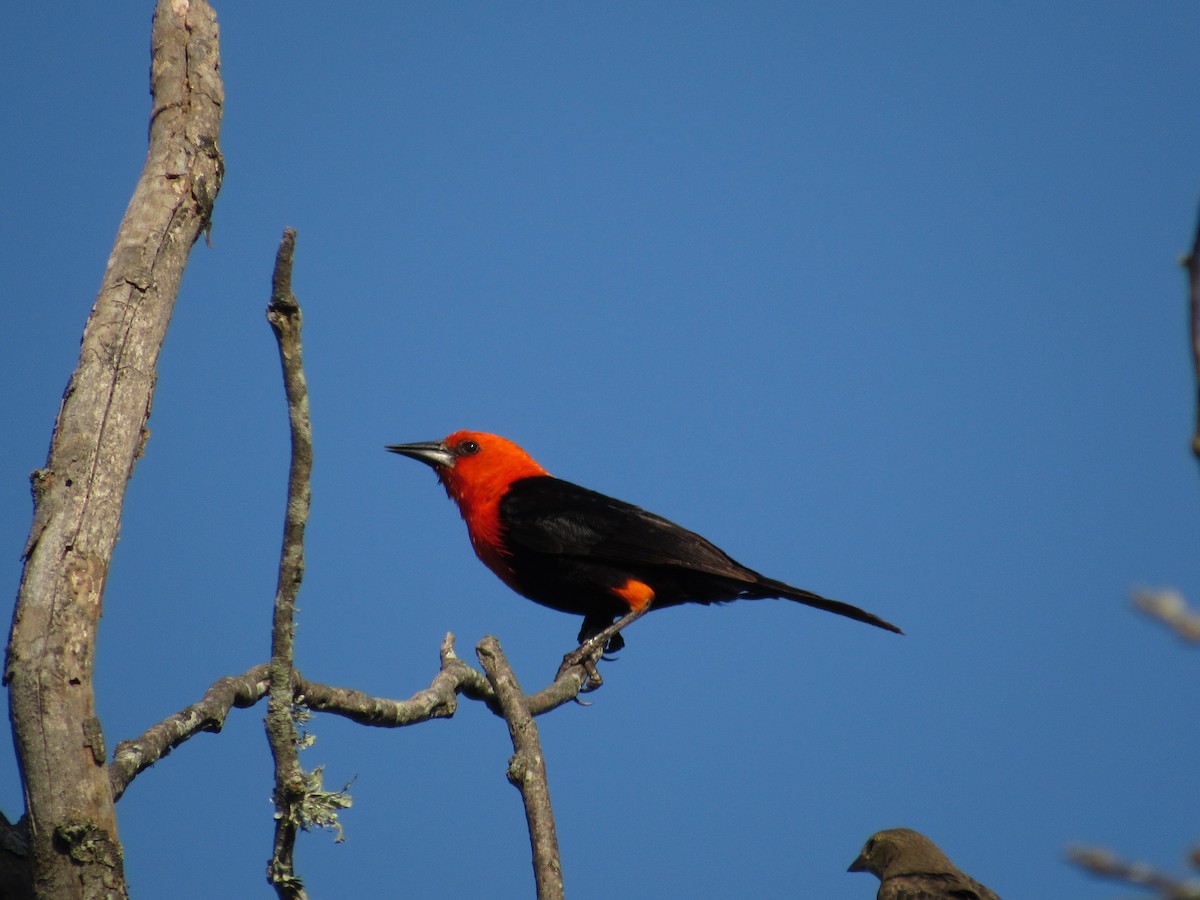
[1184, 206, 1200, 463]
[477, 636, 565, 900]
[1067, 844, 1200, 899]
[109, 665, 270, 801]
[264, 228, 314, 900]
[1133, 589, 1200, 644]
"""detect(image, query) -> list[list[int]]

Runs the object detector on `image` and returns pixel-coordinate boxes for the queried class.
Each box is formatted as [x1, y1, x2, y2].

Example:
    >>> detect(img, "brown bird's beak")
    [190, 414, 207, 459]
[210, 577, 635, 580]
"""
[847, 852, 868, 873]
[386, 440, 455, 469]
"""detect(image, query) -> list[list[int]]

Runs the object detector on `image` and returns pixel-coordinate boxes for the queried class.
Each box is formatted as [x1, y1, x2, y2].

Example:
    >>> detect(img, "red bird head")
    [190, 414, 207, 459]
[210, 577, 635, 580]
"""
[386, 430, 548, 520]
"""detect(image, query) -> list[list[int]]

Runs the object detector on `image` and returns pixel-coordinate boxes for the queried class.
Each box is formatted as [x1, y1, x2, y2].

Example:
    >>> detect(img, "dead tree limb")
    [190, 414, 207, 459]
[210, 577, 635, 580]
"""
[1185, 206, 1200, 463]
[2, 2, 222, 896]
[478, 636, 565, 900]
[105, 631, 586, 808]
[1133, 588, 1200, 644]
[263, 228, 315, 900]
[1066, 212, 1200, 898]
[298, 633, 495, 723]
[525, 665, 590, 715]
[108, 665, 271, 802]
[1067, 844, 1200, 899]
[107, 635, 485, 806]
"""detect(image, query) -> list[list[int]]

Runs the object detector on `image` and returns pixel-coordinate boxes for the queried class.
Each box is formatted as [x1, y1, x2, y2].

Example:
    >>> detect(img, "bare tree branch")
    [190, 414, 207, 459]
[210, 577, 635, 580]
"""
[108, 665, 271, 802]
[1184, 205, 1200, 463]
[104, 636, 480, 808]
[477, 636, 565, 900]
[103, 630, 590, 813]
[1067, 844, 1200, 899]
[525, 665, 590, 715]
[3, 2, 223, 895]
[263, 228, 315, 900]
[291, 637, 593, 726]
[1069, 214, 1200, 899]
[1133, 588, 1200, 644]
[298, 633, 494, 724]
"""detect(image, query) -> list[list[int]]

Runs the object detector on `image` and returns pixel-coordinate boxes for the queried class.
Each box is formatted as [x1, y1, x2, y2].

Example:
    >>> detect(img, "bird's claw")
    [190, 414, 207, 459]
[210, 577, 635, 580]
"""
[557, 642, 606, 692]
[580, 656, 604, 693]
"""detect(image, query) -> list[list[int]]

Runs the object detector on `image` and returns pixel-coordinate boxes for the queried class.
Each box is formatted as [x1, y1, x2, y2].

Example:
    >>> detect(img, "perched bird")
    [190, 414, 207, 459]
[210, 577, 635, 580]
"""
[387, 430, 901, 655]
[848, 828, 1000, 900]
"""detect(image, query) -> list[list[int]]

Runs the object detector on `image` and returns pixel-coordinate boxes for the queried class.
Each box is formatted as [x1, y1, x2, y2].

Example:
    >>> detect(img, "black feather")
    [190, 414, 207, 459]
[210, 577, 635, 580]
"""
[498, 476, 902, 634]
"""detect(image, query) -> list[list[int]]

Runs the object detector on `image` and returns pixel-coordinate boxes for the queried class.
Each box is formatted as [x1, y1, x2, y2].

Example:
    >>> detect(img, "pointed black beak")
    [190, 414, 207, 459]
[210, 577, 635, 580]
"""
[847, 853, 868, 873]
[386, 440, 455, 469]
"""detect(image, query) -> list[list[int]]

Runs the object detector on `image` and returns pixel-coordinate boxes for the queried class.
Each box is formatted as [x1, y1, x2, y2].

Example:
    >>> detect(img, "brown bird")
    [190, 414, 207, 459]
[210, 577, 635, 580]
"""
[848, 828, 1000, 900]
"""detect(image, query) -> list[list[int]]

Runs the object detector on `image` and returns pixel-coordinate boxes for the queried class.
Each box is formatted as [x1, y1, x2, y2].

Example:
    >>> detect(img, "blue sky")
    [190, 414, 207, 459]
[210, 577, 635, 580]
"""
[4, 3, 1200, 897]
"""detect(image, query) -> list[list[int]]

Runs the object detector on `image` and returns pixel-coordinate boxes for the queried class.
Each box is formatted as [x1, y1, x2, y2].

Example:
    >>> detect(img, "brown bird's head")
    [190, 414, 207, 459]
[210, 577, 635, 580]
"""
[848, 828, 958, 879]
[848, 828, 1001, 899]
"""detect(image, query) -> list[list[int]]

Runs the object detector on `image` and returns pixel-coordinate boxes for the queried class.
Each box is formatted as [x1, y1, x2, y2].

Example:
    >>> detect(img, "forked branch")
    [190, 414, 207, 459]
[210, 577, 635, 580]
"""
[106, 631, 588, 808]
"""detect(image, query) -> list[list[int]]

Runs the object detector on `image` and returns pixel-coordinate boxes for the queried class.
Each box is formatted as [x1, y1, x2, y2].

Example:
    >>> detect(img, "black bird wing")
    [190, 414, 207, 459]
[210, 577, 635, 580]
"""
[500, 475, 903, 634]
[499, 476, 754, 580]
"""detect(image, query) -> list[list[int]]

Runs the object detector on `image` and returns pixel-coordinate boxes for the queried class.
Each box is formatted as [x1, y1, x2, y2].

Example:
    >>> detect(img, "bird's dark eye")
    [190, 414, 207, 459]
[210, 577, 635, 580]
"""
[458, 440, 481, 456]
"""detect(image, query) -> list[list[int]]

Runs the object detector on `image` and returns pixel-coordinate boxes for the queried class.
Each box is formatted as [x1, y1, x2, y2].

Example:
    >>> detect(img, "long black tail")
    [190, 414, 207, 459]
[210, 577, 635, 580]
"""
[756, 576, 903, 634]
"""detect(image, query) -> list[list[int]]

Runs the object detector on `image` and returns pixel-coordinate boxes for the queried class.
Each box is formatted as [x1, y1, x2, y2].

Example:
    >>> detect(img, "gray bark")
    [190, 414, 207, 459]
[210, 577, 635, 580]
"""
[4, 2, 223, 896]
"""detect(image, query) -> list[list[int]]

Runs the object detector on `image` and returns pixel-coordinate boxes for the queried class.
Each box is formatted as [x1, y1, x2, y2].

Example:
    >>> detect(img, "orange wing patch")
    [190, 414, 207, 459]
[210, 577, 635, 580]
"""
[612, 578, 655, 611]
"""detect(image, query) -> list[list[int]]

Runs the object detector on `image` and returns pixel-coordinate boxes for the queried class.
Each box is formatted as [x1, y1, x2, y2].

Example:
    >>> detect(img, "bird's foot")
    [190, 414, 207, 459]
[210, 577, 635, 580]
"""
[558, 605, 651, 692]
[557, 641, 607, 692]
